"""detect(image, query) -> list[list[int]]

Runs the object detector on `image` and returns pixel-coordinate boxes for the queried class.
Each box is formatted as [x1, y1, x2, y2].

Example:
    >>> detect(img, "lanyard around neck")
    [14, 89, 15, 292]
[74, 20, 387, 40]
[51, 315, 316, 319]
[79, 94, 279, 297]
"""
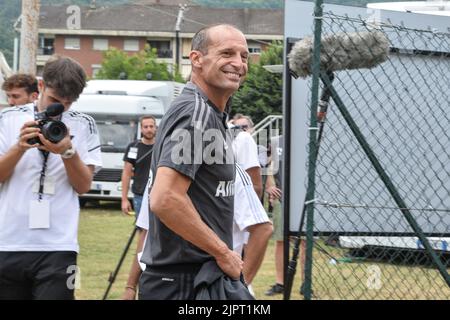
[34, 103, 50, 201]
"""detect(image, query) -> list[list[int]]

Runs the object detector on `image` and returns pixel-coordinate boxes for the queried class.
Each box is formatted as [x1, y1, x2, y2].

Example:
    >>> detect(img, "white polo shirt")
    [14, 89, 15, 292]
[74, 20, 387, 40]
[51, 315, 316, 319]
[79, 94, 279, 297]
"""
[0, 104, 102, 253]
[233, 164, 270, 256]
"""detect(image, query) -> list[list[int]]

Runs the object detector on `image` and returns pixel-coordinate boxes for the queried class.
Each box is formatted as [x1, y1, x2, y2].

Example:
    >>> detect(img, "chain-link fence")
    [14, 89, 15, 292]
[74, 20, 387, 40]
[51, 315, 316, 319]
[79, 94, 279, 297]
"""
[288, 6, 450, 300]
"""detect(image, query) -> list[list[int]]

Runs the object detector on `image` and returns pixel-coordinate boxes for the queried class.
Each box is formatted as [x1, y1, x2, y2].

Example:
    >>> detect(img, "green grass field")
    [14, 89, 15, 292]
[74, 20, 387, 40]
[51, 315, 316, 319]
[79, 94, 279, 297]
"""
[76, 203, 450, 300]
[76, 203, 302, 300]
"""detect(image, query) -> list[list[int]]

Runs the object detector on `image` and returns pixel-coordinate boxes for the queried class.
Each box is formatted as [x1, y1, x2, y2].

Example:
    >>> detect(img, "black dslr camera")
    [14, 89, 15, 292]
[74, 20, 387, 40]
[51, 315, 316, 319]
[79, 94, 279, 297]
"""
[27, 103, 68, 145]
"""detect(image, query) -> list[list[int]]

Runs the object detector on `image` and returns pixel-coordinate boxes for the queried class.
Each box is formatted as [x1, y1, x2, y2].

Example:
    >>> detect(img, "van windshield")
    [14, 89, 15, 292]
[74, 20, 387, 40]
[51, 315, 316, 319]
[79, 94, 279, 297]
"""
[97, 121, 137, 152]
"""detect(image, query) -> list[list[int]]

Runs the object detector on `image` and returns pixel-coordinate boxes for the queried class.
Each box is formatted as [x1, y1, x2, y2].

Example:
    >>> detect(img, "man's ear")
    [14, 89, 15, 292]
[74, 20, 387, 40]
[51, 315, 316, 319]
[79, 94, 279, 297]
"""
[37, 79, 45, 93]
[189, 50, 203, 69]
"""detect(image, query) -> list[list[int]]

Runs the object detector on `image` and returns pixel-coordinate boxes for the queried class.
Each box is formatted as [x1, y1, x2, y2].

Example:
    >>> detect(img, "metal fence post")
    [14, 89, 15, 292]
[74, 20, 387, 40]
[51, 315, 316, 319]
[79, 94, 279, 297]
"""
[303, 0, 325, 300]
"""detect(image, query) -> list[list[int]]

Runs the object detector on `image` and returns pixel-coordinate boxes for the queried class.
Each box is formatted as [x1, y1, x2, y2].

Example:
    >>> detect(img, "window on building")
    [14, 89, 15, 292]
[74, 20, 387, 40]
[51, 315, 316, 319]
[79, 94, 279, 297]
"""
[93, 38, 109, 51]
[147, 40, 172, 58]
[38, 36, 54, 55]
[249, 47, 262, 54]
[64, 37, 80, 50]
[92, 64, 102, 78]
[182, 38, 191, 59]
[124, 39, 140, 52]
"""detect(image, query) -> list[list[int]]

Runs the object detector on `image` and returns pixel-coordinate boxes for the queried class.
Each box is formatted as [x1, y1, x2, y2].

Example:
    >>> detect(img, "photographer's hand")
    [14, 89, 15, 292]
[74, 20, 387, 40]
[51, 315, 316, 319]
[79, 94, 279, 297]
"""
[18, 121, 41, 151]
[38, 128, 94, 194]
[0, 121, 40, 183]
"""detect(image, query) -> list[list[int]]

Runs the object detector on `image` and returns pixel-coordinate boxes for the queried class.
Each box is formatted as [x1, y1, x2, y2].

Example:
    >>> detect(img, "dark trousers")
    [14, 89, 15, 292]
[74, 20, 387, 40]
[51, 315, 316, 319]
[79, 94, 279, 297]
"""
[138, 264, 202, 300]
[0, 251, 77, 300]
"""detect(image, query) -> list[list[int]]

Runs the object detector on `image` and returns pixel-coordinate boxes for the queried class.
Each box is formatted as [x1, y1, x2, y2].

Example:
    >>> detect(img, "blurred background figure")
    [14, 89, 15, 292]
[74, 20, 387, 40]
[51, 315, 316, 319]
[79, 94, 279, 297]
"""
[121, 115, 157, 218]
[231, 113, 263, 198]
[1, 73, 39, 107]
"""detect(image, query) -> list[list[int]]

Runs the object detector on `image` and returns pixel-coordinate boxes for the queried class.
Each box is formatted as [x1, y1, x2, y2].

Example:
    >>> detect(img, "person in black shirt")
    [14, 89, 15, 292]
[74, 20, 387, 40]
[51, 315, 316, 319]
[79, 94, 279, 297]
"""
[121, 115, 156, 217]
[139, 24, 250, 300]
[121, 115, 156, 300]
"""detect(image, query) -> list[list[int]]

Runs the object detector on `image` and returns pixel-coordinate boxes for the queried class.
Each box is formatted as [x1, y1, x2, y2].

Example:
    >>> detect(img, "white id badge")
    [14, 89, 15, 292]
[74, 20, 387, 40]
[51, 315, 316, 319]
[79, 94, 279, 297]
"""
[29, 200, 50, 229]
[128, 147, 138, 160]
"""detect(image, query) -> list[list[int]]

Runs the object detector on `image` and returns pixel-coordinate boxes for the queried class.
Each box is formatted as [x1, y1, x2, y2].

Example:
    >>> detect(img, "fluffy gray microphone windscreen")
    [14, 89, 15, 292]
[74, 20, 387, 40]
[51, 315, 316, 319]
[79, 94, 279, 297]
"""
[288, 31, 390, 78]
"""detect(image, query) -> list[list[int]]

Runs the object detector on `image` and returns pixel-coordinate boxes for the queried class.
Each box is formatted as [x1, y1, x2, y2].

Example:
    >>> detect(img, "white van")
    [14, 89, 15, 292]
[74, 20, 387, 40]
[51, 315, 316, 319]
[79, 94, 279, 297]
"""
[71, 80, 184, 206]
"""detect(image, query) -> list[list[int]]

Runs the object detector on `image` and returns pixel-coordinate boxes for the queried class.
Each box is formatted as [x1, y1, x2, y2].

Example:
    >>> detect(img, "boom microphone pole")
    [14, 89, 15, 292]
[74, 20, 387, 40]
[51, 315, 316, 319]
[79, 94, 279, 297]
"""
[284, 31, 389, 299]
[284, 71, 336, 299]
[103, 225, 139, 300]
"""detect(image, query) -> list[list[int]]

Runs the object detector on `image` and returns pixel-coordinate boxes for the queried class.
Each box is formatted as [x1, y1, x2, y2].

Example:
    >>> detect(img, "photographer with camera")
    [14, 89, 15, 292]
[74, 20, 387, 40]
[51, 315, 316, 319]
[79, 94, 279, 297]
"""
[0, 56, 102, 300]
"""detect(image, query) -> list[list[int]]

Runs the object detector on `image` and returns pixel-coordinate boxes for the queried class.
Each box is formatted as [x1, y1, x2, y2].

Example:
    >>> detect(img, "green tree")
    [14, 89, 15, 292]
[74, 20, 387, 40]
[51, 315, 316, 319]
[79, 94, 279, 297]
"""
[231, 41, 283, 124]
[0, 0, 21, 66]
[95, 45, 184, 82]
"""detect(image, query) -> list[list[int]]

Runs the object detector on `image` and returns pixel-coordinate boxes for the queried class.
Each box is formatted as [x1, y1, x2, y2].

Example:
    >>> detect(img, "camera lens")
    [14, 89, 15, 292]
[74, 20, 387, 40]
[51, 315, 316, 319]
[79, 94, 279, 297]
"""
[42, 121, 68, 143]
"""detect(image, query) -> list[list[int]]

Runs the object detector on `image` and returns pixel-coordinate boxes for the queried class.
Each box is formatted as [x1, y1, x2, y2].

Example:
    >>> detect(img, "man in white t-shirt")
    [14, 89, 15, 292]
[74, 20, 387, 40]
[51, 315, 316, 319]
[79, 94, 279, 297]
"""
[1, 74, 39, 107]
[0, 56, 102, 300]
[233, 164, 272, 289]
[121, 164, 272, 299]
[122, 176, 152, 300]
[230, 115, 272, 288]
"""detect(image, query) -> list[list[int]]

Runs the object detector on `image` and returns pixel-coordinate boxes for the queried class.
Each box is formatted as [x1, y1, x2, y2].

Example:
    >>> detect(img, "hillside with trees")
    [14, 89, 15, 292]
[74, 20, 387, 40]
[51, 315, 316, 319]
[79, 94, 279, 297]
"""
[193, 0, 413, 8]
[0, 0, 21, 67]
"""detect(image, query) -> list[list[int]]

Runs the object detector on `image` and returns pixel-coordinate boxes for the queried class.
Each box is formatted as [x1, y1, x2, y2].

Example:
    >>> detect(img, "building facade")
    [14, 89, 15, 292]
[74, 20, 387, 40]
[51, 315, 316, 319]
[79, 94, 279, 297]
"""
[38, 3, 283, 79]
